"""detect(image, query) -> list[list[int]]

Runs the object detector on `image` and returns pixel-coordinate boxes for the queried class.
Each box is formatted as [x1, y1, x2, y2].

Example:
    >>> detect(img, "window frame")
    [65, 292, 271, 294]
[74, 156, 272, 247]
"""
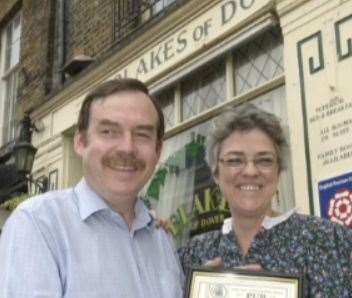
[0, 11, 22, 146]
[152, 26, 285, 139]
[152, 0, 177, 15]
[147, 27, 292, 246]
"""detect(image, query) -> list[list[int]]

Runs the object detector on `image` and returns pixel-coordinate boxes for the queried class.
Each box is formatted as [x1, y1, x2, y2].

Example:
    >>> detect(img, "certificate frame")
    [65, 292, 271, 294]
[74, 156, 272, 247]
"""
[185, 267, 303, 298]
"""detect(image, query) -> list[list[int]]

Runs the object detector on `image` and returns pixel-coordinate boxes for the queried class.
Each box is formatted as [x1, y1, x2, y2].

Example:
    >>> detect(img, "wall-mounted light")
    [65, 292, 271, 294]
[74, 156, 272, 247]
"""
[13, 142, 37, 174]
[12, 117, 48, 193]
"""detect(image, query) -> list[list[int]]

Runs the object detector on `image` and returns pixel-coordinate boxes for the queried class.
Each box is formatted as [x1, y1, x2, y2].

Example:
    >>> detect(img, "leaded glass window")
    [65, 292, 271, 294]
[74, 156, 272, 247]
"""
[153, 0, 176, 14]
[234, 28, 284, 95]
[0, 12, 21, 145]
[181, 59, 226, 121]
[155, 88, 175, 130]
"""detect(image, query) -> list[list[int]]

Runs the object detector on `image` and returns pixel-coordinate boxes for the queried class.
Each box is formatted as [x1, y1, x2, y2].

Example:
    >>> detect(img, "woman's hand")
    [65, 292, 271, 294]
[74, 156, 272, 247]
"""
[204, 257, 224, 269]
[204, 257, 262, 272]
[156, 218, 173, 233]
[236, 264, 262, 271]
[149, 210, 173, 234]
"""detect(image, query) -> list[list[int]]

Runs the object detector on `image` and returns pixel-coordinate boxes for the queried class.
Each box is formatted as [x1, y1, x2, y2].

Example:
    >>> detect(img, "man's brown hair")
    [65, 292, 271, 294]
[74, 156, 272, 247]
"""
[77, 78, 165, 145]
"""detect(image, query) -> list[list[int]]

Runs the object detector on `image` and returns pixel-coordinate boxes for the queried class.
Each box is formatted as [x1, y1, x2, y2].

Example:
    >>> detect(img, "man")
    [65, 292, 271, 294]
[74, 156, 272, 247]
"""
[0, 79, 184, 298]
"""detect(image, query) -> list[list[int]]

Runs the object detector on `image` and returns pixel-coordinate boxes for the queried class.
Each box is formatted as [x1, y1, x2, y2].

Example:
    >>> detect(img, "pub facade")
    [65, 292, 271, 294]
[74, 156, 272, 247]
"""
[1, 0, 352, 239]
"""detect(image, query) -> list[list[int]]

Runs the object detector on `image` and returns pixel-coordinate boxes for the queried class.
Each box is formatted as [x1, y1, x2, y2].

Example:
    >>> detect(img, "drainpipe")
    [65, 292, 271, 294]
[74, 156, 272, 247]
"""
[112, 0, 116, 43]
[57, 0, 66, 84]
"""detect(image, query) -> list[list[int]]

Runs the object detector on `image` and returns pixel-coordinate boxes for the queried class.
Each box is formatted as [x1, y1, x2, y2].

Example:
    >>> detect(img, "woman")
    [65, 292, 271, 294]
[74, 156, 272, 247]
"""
[179, 104, 352, 297]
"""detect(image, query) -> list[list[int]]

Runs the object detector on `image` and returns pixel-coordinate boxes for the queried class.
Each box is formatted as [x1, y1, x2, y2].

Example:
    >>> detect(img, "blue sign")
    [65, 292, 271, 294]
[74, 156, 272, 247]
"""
[318, 172, 352, 228]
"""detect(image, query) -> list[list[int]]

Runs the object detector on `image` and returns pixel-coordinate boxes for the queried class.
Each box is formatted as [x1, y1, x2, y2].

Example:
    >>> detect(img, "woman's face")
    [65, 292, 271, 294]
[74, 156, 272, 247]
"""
[215, 128, 280, 218]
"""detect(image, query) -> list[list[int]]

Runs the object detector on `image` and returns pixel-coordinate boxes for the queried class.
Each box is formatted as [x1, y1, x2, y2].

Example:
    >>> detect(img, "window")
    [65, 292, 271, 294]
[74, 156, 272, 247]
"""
[153, 0, 176, 15]
[155, 87, 175, 130]
[114, 0, 141, 41]
[234, 29, 284, 95]
[113, 0, 177, 42]
[148, 28, 291, 247]
[0, 12, 21, 146]
[181, 59, 226, 121]
[154, 59, 226, 129]
[154, 28, 284, 133]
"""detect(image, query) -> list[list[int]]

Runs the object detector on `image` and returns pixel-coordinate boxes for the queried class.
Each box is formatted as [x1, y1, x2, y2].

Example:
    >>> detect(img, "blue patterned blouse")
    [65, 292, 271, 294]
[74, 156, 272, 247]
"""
[179, 212, 352, 297]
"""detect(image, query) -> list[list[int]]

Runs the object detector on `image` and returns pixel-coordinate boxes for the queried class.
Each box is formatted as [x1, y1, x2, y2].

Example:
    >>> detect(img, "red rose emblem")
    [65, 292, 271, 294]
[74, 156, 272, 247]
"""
[327, 189, 352, 228]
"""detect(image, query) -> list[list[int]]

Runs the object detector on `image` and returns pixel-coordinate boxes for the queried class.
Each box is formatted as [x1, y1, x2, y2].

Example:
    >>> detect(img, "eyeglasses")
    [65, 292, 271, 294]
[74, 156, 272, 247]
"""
[218, 155, 277, 172]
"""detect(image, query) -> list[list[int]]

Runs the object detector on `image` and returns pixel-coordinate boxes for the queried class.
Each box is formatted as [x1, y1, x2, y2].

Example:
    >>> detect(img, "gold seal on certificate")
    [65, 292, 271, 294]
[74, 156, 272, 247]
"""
[185, 268, 303, 298]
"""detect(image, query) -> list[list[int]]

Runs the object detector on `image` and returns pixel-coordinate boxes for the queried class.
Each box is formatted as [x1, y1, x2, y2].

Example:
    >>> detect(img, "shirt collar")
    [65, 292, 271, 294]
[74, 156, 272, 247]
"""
[73, 179, 154, 230]
[261, 208, 297, 229]
[133, 199, 154, 231]
[221, 208, 298, 235]
[73, 179, 110, 221]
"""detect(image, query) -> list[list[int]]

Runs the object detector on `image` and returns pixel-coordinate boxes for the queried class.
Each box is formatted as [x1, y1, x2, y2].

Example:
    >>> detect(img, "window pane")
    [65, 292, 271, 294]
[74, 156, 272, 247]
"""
[10, 40, 20, 68]
[114, 0, 140, 41]
[12, 14, 21, 42]
[1, 13, 21, 144]
[145, 86, 291, 247]
[11, 28, 21, 64]
[145, 121, 229, 247]
[153, 0, 176, 14]
[155, 88, 175, 130]
[181, 59, 226, 121]
[4, 14, 21, 71]
[234, 28, 284, 95]
[3, 77, 12, 142]
[248, 86, 295, 212]
[12, 14, 21, 64]
[5, 25, 13, 71]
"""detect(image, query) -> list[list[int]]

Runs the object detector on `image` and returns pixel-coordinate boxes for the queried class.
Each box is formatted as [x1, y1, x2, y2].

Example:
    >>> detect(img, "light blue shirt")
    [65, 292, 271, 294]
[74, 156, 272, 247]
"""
[0, 179, 184, 298]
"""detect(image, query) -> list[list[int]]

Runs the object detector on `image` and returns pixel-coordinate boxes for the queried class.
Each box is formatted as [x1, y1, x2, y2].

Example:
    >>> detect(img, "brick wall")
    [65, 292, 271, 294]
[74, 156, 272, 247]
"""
[65, 0, 113, 62]
[19, 0, 55, 113]
[1, 0, 135, 116]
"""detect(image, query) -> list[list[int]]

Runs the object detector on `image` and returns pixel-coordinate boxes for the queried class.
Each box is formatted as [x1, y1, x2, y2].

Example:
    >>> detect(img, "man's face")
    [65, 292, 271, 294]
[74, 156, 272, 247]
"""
[74, 91, 161, 206]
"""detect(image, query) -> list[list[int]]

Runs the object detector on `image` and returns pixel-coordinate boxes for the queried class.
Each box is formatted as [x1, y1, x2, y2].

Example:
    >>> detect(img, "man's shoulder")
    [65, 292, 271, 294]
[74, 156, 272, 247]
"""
[1, 188, 77, 247]
[149, 221, 176, 245]
[15, 188, 75, 220]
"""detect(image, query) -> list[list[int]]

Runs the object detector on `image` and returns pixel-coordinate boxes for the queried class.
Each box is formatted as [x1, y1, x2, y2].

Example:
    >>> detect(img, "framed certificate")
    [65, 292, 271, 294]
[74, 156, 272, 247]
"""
[185, 267, 303, 298]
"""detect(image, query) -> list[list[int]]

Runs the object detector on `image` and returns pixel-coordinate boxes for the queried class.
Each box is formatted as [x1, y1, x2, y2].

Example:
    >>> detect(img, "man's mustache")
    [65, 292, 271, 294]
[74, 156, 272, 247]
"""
[102, 152, 146, 170]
